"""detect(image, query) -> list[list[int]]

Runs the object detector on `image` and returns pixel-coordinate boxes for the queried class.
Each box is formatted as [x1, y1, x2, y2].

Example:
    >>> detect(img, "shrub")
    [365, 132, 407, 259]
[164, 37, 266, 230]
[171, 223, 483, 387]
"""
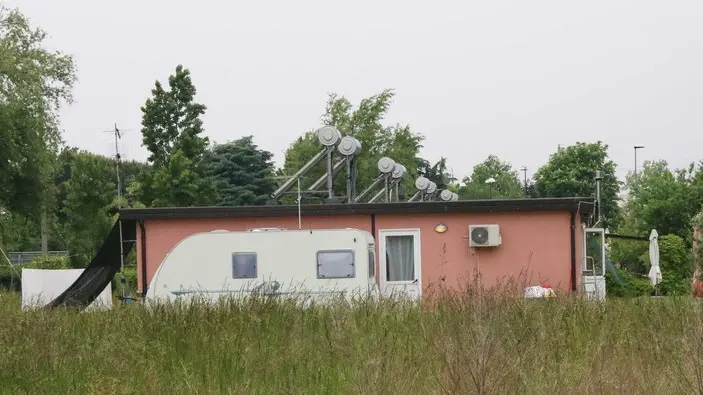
[25, 255, 70, 270]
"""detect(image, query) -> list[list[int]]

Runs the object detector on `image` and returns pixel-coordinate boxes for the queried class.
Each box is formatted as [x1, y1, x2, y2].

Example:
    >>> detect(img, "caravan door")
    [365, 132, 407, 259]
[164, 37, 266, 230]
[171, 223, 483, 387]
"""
[583, 227, 606, 301]
[378, 229, 422, 300]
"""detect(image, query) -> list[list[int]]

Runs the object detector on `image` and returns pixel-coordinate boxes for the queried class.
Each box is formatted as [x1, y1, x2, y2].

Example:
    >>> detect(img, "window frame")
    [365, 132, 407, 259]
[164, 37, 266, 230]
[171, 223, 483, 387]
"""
[316, 249, 356, 279]
[231, 252, 258, 279]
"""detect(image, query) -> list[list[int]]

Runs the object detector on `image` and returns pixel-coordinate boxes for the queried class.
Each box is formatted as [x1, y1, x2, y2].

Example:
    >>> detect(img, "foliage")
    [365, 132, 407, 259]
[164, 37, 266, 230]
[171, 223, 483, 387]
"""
[202, 136, 276, 206]
[533, 141, 621, 228]
[457, 154, 524, 199]
[694, 210, 703, 278]
[25, 255, 70, 270]
[134, 65, 216, 207]
[0, 6, 76, 217]
[279, 89, 424, 203]
[622, 160, 702, 243]
[60, 150, 117, 267]
[132, 149, 217, 208]
[656, 234, 691, 296]
[604, 266, 651, 298]
[3, 291, 703, 393]
[417, 156, 456, 191]
[140, 65, 208, 166]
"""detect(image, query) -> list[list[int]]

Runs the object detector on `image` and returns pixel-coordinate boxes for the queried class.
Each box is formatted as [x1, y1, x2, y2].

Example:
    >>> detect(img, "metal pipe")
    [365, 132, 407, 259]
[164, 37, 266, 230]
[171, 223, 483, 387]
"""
[354, 174, 386, 203]
[407, 190, 422, 202]
[271, 147, 330, 200]
[307, 158, 346, 191]
[326, 149, 334, 199]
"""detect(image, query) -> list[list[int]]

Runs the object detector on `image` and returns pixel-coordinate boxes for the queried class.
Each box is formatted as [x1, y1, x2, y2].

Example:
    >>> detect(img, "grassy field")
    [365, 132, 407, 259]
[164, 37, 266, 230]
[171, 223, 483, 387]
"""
[1, 287, 703, 395]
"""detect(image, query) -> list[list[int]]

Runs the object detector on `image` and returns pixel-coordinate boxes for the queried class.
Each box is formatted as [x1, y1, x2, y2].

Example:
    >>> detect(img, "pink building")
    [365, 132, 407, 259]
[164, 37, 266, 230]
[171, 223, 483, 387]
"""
[120, 197, 594, 299]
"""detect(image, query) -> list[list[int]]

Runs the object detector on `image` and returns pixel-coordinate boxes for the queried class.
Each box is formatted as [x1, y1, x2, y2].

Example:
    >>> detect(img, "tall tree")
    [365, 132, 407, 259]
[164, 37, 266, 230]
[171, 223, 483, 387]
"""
[140, 65, 208, 166]
[533, 141, 621, 228]
[203, 136, 276, 206]
[280, 89, 424, 202]
[0, 7, 76, 250]
[458, 155, 523, 200]
[133, 65, 217, 207]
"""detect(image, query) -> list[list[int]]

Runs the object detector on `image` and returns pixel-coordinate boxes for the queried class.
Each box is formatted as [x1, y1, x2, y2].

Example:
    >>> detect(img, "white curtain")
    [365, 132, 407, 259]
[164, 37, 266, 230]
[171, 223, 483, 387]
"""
[386, 235, 415, 281]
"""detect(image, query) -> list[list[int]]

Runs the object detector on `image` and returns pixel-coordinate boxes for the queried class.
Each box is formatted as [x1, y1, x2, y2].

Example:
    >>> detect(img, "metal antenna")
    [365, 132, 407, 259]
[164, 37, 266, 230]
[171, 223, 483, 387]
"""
[102, 123, 130, 300]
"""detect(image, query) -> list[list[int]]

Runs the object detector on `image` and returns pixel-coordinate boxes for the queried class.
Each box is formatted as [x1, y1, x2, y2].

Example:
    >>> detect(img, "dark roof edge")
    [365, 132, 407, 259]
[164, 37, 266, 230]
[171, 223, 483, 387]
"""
[119, 197, 595, 220]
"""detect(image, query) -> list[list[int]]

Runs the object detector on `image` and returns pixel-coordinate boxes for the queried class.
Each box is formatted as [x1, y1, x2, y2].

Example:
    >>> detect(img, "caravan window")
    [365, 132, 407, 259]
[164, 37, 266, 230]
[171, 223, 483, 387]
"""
[368, 249, 375, 277]
[232, 252, 257, 278]
[317, 250, 355, 279]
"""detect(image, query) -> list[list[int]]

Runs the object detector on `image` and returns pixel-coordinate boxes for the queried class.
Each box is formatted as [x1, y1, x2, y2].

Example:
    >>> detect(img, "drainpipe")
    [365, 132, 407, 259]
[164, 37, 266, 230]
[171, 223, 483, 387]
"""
[570, 211, 577, 292]
[139, 220, 148, 297]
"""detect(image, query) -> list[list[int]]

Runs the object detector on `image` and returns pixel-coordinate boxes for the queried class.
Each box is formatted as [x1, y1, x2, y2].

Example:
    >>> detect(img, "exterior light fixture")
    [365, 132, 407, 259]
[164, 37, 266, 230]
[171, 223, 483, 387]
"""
[434, 224, 448, 233]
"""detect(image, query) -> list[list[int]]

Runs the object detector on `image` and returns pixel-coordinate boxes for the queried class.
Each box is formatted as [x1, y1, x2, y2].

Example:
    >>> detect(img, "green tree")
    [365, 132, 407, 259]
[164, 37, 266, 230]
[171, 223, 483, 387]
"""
[0, 7, 76, 249]
[533, 142, 621, 228]
[280, 89, 424, 203]
[657, 234, 691, 295]
[457, 155, 523, 200]
[622, 160, 700, 241]
[60, 151, 117, 267]
[417, 157, 456, 191]
[134, 65, 216, 207]
[203, 136, 276, 206]
[140, 65, 208, 166]
[138, 149, 217, 208]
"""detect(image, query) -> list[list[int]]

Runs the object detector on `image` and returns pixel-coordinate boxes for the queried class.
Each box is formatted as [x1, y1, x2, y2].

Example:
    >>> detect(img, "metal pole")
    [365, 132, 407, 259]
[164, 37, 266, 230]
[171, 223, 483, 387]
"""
[113, 124, 126, 300]
[297, 176, 302, 230]
[634, 145, 644, 175]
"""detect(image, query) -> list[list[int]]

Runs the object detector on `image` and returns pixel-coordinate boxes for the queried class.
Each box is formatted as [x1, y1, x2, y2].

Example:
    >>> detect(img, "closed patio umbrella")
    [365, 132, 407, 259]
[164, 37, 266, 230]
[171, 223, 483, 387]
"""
[648, 229, 662, 294]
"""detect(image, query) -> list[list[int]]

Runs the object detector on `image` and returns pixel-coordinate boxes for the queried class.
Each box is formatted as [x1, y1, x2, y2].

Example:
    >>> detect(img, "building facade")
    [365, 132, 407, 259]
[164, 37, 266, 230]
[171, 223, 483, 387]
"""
[120, 197, 594, 299]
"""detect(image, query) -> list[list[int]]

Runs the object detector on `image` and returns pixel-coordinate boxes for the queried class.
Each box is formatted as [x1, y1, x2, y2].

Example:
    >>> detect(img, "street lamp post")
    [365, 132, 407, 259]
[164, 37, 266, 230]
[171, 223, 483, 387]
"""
[634, 145, 644, 175]
[520, 165, 528, 197]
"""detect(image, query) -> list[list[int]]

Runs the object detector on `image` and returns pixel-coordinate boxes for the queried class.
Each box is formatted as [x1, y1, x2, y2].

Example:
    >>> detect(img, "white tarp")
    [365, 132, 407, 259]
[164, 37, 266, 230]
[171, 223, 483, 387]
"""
[524, 285, 556, 298]
[21, 268, 113, 310]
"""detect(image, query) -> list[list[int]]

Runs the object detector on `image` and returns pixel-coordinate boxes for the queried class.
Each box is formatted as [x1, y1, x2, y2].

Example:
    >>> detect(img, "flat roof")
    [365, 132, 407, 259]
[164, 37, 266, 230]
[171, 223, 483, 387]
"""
[119, 197, 594, 220]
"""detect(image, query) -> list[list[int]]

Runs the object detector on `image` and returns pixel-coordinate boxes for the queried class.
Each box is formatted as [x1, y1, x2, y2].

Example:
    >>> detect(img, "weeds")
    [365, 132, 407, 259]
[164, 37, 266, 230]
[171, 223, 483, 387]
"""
[0, 284, 702, 394]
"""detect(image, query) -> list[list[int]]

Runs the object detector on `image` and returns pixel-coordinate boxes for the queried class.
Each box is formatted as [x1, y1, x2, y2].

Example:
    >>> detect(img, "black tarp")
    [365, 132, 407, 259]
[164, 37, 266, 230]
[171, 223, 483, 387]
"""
[45, 219, 136, 310]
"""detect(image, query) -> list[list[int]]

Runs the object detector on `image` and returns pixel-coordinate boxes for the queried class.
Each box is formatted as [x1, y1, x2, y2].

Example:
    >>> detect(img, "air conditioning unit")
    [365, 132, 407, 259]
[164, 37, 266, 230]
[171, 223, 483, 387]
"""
[468, 224, 502, 247]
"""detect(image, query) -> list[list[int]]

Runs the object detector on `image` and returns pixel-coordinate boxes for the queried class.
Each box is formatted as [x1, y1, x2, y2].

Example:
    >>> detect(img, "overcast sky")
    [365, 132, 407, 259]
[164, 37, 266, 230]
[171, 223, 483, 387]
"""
[8, 0, 703, 182]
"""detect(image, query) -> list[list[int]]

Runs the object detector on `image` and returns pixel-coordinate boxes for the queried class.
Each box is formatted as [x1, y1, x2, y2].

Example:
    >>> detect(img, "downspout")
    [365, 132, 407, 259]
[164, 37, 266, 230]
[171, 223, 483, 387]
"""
[139, 220, 148, 297]
[570, 211, 577, 292]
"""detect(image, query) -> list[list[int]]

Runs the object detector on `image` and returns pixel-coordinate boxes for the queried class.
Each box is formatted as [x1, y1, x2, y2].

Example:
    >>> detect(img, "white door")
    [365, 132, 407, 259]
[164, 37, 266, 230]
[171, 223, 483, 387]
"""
[583, 227, 606, 301]
[378, 229, 422, 300]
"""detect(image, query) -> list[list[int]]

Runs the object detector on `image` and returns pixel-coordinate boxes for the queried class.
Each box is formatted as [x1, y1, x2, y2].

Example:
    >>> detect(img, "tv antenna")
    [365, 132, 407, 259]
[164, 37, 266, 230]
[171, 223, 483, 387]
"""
[102, 122, 131, 300]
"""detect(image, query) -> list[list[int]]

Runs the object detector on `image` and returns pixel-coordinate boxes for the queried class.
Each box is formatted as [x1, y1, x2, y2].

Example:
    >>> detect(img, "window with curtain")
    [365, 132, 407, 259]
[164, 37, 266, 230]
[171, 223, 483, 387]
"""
[385, 235, 415, 281]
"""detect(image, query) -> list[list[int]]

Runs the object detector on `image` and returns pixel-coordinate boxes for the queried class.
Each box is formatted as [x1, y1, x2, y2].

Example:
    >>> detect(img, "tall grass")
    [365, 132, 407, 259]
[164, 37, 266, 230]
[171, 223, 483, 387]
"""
[1, 283, 703, 394]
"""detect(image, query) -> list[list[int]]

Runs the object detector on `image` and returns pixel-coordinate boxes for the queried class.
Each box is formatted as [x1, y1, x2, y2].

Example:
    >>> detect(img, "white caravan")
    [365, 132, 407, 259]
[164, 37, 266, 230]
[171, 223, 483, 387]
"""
[145, 228, 378, 305]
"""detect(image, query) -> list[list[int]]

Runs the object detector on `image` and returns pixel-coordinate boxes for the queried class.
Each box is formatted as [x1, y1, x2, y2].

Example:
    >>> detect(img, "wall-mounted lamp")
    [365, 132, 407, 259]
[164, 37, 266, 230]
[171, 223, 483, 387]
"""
[434, 224, 448, 233]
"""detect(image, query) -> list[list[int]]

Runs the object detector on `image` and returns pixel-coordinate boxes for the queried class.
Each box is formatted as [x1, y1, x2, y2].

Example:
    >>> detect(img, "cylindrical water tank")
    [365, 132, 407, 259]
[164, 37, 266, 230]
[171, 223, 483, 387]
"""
[451, 192, 459, 201]
[426, 181, 437, 194]
[392, 164, 406, 179]
[415, 177, 431, 191]
[316, 126, 342, 147]
[439, 189, 454, 201]
[337, 136, 362, 156]
[377, 157, 396, 174]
